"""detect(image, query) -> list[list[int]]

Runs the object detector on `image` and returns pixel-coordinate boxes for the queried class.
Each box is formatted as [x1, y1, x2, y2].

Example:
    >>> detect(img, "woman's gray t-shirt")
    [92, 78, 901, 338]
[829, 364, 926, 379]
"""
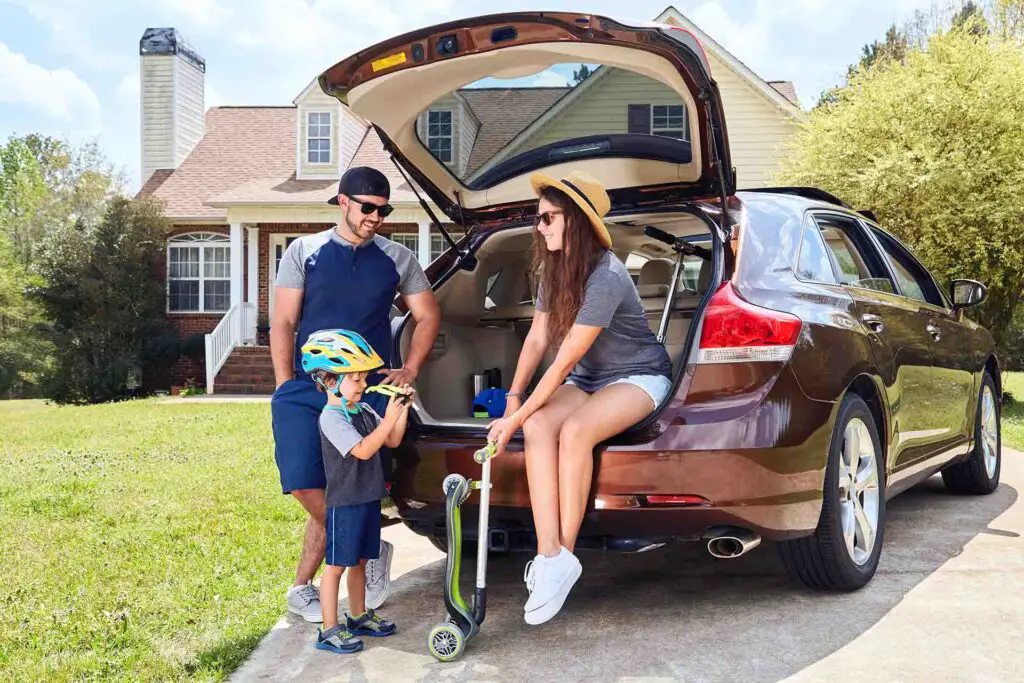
[537, 251, 672, 393]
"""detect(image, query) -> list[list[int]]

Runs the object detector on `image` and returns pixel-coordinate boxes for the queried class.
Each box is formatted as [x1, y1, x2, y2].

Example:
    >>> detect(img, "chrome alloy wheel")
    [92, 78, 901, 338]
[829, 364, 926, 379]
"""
[837, 418, 881, 566]
[981, 384, 999, 480]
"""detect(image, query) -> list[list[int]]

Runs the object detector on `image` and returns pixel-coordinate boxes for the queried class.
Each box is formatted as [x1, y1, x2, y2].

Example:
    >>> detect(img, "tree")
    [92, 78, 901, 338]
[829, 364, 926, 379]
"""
[817, 25, 909, 107]
[31, 196, 173, 404]
[0, 232, 48, 397]
[568, 64, 594, 87]
[778, 26, 1024, 352]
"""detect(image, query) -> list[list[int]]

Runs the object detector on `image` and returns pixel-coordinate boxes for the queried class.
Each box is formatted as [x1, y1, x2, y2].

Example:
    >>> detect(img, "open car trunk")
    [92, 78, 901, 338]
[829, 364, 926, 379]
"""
[395, 208, 720, 430]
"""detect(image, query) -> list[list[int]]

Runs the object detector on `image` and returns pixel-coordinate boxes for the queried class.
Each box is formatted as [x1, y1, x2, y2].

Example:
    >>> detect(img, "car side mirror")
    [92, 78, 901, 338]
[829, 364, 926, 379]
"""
[951, 279, 987, 309]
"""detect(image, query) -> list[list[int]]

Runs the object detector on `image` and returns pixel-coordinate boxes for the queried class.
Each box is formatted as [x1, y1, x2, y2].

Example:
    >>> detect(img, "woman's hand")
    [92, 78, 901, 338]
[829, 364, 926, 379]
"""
[487, 414, 522, 453]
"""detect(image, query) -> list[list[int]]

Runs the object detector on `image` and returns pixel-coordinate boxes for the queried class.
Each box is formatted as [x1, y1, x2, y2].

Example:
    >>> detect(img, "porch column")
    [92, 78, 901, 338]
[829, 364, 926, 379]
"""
[230, 221, 244, 340]
[246, 225, 259, 343]
[417, 220, 432, 266]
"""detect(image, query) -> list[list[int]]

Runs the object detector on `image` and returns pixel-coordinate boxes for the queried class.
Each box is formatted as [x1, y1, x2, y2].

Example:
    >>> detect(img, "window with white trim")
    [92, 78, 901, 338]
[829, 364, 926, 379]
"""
[167, 233, 231, 312]
[430, 231, 464, 262]
[651, 104, 687, 140]
[389, 233, 420, 253]
[426, 110, 453, 164]
[307, 111, 332, 164]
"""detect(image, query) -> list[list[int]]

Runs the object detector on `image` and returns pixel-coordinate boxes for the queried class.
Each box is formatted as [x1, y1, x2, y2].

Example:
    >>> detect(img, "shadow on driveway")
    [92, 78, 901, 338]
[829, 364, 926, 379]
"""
[229, 474, 1019, 682]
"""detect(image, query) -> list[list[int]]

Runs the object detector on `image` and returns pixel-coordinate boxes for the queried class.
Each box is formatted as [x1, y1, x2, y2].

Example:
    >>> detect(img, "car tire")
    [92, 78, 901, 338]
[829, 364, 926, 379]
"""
[941, 371, 1000, 495]
[778, 392, 886, 591]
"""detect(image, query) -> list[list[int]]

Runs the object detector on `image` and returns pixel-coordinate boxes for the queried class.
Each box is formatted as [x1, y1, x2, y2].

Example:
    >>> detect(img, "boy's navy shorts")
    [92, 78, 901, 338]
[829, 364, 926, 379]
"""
[270, 374, 393, 494]
[326, 500, 382, 567]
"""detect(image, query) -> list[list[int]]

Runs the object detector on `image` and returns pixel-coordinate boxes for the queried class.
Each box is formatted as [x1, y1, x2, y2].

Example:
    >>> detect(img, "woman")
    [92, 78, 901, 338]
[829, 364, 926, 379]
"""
[487, 170, 673, 625]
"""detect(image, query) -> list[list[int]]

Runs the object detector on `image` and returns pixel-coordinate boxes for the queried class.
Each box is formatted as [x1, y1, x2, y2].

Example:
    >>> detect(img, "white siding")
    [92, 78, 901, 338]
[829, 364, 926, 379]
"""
[704, 51, 800, 188]
[458, 101, 479, 177]
[513, 60, 799, 189]
[339, 108, 366, 170]
[175, 57, 205, 166]
[140, 55, 175, 184]
[296, 87, 340, 179]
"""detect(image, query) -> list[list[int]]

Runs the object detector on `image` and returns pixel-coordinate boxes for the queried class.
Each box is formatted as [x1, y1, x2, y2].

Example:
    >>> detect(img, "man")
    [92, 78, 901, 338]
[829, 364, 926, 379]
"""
[270, 166, 441, 622]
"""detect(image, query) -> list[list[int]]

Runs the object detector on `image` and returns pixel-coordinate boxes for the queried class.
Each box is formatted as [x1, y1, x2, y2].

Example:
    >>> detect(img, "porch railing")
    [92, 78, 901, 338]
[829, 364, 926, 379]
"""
[204, 302, 257, 393]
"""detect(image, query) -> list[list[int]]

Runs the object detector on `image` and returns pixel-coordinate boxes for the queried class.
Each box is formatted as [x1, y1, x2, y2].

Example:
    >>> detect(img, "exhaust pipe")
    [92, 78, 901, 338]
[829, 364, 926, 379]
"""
[706, 529, 761, 559]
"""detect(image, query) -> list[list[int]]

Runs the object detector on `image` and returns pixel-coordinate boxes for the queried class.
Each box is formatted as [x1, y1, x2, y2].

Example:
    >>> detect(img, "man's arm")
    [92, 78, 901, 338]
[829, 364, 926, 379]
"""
[270, 287, 303, 388]
[379, 290, 440, 385]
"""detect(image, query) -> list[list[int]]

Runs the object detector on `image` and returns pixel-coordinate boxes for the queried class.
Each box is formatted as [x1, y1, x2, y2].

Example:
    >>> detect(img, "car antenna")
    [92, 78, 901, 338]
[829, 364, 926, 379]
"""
[388, 153, 463, 256]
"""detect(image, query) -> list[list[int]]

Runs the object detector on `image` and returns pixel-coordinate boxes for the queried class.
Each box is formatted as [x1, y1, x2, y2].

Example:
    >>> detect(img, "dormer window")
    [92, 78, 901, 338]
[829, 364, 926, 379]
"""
[426, 110, 453, 164]
[307, 111, 332, 164]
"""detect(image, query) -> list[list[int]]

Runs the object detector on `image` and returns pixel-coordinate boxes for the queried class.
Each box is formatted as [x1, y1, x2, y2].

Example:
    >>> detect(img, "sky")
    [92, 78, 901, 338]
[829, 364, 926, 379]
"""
[0, 0, 941, 193]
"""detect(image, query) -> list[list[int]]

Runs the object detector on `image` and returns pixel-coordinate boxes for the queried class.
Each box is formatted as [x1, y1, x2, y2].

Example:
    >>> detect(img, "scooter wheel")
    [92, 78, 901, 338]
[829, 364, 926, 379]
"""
[427, 622, 465, 662]
[442, 473, 467, 498]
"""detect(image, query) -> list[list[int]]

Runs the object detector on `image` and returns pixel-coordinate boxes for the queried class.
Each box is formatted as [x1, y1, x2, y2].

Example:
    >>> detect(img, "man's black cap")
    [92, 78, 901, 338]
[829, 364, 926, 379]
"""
[327, 166, 391, 205]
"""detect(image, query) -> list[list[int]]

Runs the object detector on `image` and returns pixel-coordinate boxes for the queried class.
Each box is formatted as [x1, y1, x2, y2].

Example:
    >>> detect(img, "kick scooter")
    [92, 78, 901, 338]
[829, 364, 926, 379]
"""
[426, 441, 498, 662]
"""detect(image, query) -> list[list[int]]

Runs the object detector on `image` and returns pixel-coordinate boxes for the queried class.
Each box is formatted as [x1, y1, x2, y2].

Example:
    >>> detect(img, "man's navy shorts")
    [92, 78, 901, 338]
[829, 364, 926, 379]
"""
[325, 500, 382, 567]
[270, 374, 393, 494]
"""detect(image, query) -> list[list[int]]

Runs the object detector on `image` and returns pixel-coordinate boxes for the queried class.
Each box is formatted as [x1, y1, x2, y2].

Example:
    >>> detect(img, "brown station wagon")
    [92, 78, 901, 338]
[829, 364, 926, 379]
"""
[318, 11, 1003, 590]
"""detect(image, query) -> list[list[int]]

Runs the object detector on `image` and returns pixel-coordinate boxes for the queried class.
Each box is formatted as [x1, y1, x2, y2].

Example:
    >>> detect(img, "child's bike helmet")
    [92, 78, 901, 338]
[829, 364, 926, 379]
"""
[301, 329, 384, 376]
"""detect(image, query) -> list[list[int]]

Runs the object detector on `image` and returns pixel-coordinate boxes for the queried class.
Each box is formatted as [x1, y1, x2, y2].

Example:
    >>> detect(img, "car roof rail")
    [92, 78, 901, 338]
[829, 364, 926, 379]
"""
[742, 186, 853, 209]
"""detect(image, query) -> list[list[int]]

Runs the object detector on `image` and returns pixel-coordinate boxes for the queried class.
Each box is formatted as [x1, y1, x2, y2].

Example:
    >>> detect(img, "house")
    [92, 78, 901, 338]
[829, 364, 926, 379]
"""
[135, 7, 806, 395]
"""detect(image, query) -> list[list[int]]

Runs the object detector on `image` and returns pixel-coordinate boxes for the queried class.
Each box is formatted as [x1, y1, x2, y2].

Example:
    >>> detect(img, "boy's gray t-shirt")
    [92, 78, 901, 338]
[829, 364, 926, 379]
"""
[537, 251, 672, 393]
[319, 405, 389, 507]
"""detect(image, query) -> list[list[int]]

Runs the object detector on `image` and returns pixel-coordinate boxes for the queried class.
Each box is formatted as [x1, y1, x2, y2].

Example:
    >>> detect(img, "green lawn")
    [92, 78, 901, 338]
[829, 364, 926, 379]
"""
[0, 398, 304, 681]
[1001, 371, 1024, 451]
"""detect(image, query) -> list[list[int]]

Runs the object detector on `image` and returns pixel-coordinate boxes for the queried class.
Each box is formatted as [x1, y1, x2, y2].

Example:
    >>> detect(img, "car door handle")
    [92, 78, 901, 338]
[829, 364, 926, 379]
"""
[861, 314, 884, 333]
[926, 324, 941, 342]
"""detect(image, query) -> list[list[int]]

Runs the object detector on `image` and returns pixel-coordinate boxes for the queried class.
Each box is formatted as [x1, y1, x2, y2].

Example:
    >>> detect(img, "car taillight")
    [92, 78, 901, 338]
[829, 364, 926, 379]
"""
[697, 282, 801, 364]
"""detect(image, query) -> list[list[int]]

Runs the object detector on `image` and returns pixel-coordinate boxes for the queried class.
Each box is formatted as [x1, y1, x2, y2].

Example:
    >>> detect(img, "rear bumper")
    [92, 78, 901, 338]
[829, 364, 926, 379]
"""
[391, 365, 839, 545]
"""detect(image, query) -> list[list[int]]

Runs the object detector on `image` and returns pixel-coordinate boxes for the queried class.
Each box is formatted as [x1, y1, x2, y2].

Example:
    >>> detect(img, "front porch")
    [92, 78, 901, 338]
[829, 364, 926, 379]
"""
[186, 205, 457, 395]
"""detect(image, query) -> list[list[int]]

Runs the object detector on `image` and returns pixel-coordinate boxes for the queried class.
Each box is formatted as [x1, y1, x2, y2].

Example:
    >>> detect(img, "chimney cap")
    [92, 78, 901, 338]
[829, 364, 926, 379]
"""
[140, 28, 206, 73]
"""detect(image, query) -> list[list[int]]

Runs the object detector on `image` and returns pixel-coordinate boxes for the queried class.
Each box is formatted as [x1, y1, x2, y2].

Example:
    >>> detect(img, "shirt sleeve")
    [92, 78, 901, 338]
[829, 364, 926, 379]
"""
[574, 265, 625, 329]
[382, 239, 431, 296]
[275, 239, 307, 289]
[535, 281, 545, 312]
[319, 410, 364, 458]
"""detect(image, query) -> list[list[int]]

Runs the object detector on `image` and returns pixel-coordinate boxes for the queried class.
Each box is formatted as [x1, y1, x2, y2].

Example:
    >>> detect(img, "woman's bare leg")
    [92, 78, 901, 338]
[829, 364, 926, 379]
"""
[521, 384, 589, 557]
[557, 383, 657, 552]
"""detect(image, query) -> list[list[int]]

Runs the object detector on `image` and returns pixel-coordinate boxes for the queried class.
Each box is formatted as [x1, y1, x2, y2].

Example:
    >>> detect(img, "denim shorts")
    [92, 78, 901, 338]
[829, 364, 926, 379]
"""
[566, 374, 673, 408]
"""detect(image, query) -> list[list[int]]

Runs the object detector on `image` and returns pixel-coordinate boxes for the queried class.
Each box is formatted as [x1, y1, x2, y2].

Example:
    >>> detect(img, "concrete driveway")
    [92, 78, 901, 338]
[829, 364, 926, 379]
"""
[231, 451, 1024, 683]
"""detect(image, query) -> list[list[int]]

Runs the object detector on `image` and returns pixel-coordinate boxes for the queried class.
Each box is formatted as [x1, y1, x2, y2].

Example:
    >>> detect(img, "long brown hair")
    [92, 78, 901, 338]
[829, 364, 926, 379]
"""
[533, 186, 607, 348]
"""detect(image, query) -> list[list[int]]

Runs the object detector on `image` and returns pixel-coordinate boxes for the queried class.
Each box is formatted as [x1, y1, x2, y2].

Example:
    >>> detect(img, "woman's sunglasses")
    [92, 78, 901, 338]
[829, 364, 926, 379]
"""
[533, 210, 564, 227]
[345, 194, 394, 218]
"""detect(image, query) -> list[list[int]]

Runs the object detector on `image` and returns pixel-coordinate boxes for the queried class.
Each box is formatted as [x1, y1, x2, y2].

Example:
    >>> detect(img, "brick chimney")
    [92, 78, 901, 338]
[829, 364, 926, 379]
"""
[139, 28, 206, 185]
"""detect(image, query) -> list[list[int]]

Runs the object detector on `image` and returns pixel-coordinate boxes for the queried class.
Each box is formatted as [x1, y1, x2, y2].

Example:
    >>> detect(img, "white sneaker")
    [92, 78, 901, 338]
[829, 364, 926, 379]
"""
[365, 539, 394, 610]
[523, 547, 582, 625]
[287, 582, 323, 623]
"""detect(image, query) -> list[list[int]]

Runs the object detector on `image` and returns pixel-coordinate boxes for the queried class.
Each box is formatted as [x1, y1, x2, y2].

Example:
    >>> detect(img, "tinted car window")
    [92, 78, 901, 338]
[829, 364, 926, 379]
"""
[869, 228, 944, 307]
[812, 214, 895, 295]
[796, 220, 838, 284]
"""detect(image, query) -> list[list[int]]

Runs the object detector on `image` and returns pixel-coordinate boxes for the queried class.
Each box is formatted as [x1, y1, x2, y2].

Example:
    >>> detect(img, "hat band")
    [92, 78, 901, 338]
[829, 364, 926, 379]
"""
[560, 179, 599, 214]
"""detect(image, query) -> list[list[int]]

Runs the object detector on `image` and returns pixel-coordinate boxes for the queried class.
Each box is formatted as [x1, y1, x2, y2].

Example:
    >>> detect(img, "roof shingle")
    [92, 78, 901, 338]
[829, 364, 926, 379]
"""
[767, 81, 799, 107]
[460, 87, 569, 174]
[137, 106, 296, 220]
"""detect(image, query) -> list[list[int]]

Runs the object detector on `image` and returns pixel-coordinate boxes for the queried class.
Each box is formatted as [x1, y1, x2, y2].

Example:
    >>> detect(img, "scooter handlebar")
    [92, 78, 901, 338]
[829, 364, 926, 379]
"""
[473, 442, 498, 464]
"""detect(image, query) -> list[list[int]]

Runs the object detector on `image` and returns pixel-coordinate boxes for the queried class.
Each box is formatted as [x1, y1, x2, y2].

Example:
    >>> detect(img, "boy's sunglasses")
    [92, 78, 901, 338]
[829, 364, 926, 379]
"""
[345, 194, 394, 218]
[533, 210, 563, 227]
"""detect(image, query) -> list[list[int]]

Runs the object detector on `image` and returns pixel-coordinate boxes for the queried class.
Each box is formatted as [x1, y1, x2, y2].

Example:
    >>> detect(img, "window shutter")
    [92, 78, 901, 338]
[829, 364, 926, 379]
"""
[628, 104, 651, 134]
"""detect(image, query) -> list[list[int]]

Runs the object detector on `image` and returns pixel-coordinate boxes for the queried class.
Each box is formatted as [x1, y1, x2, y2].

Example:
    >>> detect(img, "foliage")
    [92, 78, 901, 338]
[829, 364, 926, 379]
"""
[0, 233, 49, 397]
[30, 196, 174, 404]
[778, 24, 1024, 352]
[569, 63, 594, 86]
[0, 399, 303, 680]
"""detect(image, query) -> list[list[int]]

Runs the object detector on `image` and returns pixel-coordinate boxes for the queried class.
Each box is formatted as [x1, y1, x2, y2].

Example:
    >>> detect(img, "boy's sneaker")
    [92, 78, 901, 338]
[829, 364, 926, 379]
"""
[365, 539, 394, 609]
[287, 582, 323, 623]
[346, 609, 397, 637]
[315, 624, 363, 654]
[523, 546, 582, 626]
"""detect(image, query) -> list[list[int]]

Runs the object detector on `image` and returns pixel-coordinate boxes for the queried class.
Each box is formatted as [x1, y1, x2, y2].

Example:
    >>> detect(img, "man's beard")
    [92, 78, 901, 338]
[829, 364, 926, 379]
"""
[345, 213, 379, 238]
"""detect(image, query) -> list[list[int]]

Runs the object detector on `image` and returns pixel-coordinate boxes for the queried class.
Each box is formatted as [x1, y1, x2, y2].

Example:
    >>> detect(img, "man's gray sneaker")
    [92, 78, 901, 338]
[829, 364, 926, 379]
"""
[365, 539, 393, 609]
[287, 582, 323, 623]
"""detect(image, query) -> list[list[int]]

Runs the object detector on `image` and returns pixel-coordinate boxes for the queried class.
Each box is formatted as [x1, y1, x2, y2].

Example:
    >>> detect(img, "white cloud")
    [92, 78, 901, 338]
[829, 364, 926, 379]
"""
[4, 0, 129, 70]
[0, 42, 101, 131]
[116, 70, 139, 103]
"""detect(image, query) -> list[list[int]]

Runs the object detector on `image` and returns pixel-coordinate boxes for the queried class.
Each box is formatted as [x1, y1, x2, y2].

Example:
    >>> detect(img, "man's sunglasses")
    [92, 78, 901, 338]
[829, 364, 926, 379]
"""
[345, 194, 394, 218]
[533, 210, 564, 227]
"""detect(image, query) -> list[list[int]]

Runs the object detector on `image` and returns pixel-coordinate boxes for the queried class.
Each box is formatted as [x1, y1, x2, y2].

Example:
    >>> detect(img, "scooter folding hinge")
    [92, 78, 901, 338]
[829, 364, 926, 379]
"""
[470, 480, 492, 491]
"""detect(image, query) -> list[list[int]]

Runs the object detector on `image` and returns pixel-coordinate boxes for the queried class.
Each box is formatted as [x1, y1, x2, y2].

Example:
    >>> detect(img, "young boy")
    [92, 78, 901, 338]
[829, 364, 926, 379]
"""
[300, 329, 414, 654]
